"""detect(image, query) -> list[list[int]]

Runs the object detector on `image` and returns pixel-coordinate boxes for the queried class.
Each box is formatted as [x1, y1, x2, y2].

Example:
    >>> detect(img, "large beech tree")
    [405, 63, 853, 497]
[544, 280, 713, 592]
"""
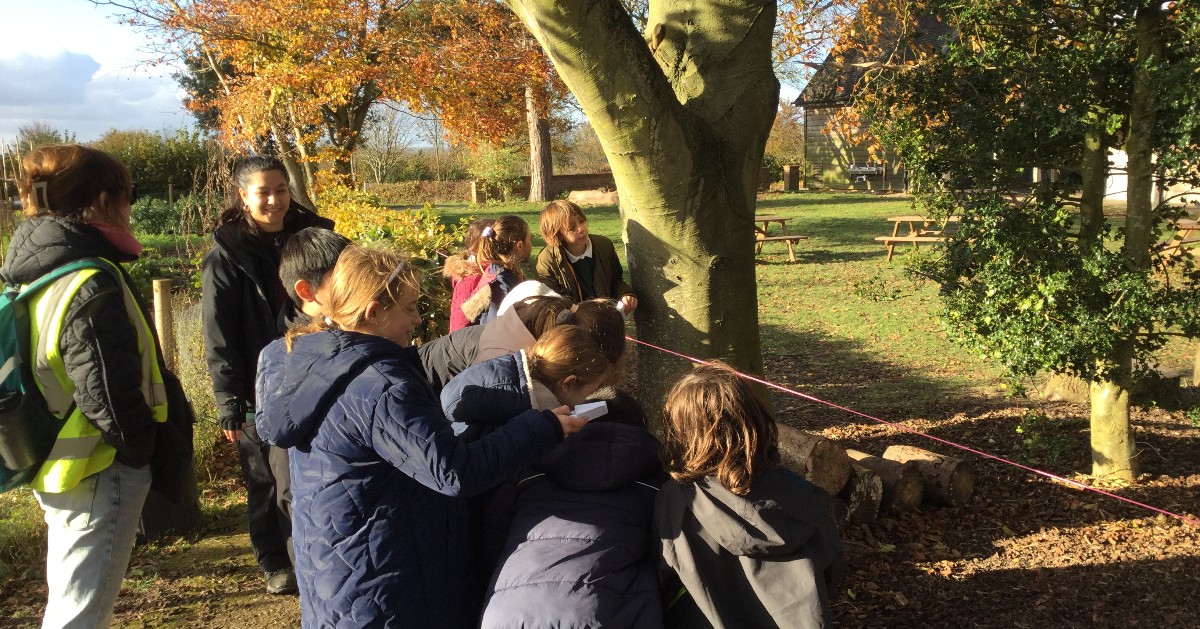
[505, 0, 783, 407]
[858, 0, 1200, 482]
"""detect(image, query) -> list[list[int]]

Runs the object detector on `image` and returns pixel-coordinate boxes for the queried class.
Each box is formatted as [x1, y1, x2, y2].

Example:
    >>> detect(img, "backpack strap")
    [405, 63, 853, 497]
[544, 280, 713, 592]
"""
[15, 258, 118, 302]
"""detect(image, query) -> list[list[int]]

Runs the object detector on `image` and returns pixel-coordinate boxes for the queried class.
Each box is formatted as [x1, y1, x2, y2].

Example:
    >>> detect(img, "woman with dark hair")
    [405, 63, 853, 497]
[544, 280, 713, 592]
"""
[201, 155, 332, 594]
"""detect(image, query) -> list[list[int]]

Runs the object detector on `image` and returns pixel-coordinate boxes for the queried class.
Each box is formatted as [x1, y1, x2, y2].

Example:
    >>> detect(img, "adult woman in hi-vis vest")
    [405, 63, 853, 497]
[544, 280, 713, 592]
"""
[0, 145, 174, 629]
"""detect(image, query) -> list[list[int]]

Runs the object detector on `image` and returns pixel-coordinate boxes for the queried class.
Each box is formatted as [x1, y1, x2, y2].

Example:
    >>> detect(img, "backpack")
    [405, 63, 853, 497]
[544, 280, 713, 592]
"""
[0, 258, 115, 493]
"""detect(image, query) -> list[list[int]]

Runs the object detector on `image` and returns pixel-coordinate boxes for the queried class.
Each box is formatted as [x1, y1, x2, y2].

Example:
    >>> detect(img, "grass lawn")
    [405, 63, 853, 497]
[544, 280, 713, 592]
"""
[435, 193, 1008, 420]
[433, 192, 1198, 422]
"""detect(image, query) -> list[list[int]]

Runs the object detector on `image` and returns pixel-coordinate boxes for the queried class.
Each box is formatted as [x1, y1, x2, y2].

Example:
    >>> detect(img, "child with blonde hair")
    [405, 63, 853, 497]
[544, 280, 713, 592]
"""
[536, 200, 637, 314]
[449, 215, 532, 331]
[255, 244, 586, 628]
[656, 362, 845, 629]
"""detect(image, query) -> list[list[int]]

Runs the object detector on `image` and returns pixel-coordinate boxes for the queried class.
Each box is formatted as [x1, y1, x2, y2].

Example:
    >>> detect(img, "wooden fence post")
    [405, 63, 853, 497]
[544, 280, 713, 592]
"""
[152, 279, 177, 371]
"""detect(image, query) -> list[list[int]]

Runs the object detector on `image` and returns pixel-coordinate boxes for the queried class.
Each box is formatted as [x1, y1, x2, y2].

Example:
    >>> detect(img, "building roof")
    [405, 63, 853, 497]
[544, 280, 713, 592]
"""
[794, 14, 954, 107]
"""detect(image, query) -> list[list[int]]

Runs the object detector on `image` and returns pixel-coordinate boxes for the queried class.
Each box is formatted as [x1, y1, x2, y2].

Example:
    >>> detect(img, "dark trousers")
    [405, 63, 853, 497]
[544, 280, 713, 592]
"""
[267, 443, 295, 566]
[237, 423, 292, 573]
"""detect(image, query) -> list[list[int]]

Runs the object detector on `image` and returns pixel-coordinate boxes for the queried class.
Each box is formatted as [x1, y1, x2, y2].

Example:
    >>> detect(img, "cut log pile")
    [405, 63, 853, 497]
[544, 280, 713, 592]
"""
[776, 428, 976, 526]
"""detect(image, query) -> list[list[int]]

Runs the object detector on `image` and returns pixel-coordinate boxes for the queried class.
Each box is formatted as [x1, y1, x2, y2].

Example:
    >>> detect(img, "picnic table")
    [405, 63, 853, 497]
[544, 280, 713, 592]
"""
[875, 215, 960, 261]
[1160, 218, 1200, 256]
[753, 215, 807, 262]
[755, 215, 791, 236]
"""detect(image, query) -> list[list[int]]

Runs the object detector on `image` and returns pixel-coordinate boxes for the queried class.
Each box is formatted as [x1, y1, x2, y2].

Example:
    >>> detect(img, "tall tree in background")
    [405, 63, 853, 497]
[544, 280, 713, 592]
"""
[857, 0, 1200, 482]
[101, 0, 554, 200]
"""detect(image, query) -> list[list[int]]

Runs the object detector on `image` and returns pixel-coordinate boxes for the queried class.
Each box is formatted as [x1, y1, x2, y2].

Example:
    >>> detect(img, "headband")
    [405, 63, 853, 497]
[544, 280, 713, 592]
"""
[376, 261, 410, 302]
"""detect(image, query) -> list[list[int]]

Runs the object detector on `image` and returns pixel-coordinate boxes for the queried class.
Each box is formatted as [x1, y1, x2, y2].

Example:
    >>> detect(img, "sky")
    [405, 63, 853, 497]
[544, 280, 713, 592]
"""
[0, 0, 193, 145]
[0, 1, 802, 148]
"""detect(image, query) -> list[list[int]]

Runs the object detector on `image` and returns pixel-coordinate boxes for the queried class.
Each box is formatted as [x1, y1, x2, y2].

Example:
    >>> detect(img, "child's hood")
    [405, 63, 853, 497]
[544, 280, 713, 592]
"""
[534, 421, 663, 491]
[663, 468, 831, 558]
[442, 252, 481, 281]
[256, 330, 394, 448]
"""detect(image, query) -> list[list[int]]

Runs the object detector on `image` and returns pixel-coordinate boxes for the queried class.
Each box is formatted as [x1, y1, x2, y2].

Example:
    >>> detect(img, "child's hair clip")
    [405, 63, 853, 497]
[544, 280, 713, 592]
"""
[554, 303, 580, 325]
[32, 181, 50, 211]
[481, 226, 495, 239]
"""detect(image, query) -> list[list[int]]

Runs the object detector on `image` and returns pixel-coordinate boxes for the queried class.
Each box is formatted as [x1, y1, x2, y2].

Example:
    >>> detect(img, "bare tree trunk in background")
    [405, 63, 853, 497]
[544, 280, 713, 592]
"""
[527, 86, 554, 202]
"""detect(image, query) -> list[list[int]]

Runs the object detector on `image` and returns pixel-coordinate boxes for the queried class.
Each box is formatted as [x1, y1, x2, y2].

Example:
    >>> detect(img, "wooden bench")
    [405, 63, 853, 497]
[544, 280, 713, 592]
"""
[756, 234, 809, 263]
[874, 235, 946, 262]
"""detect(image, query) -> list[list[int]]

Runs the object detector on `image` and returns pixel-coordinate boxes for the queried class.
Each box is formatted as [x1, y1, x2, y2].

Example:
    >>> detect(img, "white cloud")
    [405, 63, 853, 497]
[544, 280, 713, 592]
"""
[0, 52, 193, 143]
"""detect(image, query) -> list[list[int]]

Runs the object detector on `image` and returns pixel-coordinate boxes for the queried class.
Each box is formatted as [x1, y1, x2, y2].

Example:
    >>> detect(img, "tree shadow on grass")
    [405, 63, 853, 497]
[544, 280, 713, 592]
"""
[757, 324, 1000, 433]
[756, 193, 910, 211]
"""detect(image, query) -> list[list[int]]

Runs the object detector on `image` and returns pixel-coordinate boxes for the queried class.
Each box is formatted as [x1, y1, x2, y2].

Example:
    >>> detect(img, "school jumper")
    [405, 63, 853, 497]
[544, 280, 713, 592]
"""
[255, 329, 565, 628]
[535, 234, 633, 303]
[201, 202, 332, 576]
[1, 215, 192, 628]
[655, 468, 847, 629]
[480, 420, 667, 629]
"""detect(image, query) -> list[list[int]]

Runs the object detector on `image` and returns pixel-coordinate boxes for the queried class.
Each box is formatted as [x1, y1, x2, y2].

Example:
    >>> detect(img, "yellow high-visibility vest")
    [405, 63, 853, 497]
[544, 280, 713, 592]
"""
[24, 259, 168, 493]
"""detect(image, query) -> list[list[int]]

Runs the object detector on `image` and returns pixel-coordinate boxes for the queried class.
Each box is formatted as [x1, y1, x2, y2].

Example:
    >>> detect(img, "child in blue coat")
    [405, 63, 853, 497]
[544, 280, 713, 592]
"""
[480, 392, 668, 629]
[255, 245, 586, 627]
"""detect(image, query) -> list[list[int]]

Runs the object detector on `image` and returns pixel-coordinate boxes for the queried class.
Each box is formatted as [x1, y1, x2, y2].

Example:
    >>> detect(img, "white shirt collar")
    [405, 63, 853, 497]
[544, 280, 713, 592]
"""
[564, 237, 593, 263]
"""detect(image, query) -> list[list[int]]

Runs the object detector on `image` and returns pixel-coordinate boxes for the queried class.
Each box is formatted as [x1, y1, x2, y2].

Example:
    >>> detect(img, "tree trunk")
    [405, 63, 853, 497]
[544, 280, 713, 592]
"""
[506, 0, 778, 416]
[1078, 114, 1107, 245]
[526, 86, 554, 202]
[1087, 3, 1165, 483]
[271, 124, 315, 209]
[1090, 354, 1137, 482]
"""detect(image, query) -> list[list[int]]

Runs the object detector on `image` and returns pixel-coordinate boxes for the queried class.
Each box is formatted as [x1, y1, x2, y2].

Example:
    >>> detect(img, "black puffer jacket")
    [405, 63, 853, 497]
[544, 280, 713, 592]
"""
[2, 216, 161, 468]
[201, 204, 331, 422]
[480, 421, 668, 629]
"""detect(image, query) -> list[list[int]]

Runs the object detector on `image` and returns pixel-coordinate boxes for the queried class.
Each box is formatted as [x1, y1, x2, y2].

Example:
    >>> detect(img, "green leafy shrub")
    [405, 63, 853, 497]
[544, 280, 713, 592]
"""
[131, 198, 181, 235]
[317, 184, 466, 339]
[364, 181, 473, 206]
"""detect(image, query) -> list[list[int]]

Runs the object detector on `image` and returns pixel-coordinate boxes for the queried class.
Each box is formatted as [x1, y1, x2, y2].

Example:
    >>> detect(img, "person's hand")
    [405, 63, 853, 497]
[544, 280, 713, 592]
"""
[220, 416, 245, 444]
[551, 405, 588, 437]
[620, 294, 638, 314]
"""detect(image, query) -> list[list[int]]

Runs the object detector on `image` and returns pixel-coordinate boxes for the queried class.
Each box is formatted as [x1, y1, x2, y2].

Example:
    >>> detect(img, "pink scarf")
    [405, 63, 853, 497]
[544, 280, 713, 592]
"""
[89, 222, 144, 256]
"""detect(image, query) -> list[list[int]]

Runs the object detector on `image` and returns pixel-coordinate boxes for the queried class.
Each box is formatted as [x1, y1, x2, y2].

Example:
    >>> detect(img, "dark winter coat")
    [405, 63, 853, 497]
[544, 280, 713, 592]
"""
[201, 203, 331, 422]
[255, 330, 565, 628]
[439, 350, 561, 441]
[655, 469, 846, 629]
[0, 216, 193, 496]
[535, 234, 633, 303]
[480, 420, 668, 629]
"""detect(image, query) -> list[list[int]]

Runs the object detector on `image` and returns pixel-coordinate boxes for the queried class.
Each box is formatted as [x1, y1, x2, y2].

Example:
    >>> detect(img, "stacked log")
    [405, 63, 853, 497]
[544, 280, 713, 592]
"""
[883, 445, 976, 507]
[776, 426, 977, 525]
[838, 464, 883, 524]
[846, 449, 925, 512]
[777, 425, 852, 496]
